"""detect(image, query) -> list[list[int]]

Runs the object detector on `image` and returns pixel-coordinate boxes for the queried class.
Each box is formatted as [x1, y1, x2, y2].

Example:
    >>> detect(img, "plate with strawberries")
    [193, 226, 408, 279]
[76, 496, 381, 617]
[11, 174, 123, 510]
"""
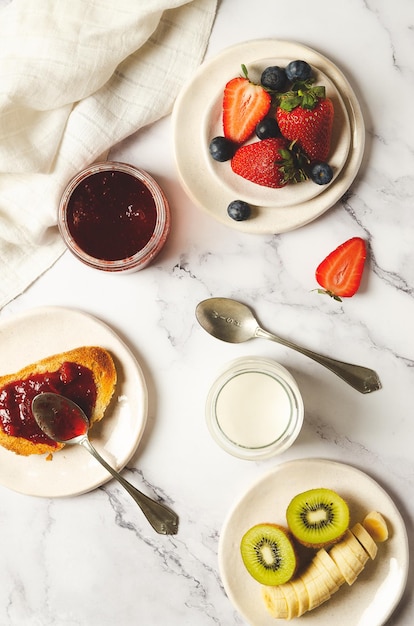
[205, 62, 350, 208]
[172, 39, 365, 233]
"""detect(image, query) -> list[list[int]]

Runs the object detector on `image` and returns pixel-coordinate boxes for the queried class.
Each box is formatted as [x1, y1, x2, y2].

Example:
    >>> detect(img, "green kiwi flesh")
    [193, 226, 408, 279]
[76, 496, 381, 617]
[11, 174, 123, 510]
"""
[240, 523, 297, 585]
[286, 487, 350, 548]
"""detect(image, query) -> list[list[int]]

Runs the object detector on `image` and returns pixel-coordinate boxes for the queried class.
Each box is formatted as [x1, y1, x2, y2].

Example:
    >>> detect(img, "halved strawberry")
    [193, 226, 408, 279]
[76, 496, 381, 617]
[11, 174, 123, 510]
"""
[223, 66, 271, 144]
[231, 137, 294, 188]
[276, 84, 334, 161]
[315, 237, 367, 301]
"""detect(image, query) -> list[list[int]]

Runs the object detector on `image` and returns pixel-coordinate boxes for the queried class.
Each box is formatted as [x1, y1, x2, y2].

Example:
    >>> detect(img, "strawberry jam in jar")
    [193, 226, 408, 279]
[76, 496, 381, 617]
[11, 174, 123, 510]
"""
[58, 162, 170, 272]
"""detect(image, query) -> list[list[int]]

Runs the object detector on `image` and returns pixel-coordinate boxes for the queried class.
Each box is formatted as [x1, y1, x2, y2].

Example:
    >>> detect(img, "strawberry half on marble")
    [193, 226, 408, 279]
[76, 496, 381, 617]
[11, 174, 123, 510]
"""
[276, 83, 334, 161]
[223, 65, 271, 144]
[315, 237, 367, 301]
[231, 137, 298, 189]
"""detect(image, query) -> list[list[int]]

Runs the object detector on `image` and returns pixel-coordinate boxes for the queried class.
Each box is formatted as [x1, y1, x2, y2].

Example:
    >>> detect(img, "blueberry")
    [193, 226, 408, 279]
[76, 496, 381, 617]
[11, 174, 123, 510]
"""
[285, 60, 312, 82]
[255, 117, 280, 139]
[227, 200, 251, 221]
[309, 162, 333, 185]
[209, 136, 237, 162]
[261, 65, 287, 91]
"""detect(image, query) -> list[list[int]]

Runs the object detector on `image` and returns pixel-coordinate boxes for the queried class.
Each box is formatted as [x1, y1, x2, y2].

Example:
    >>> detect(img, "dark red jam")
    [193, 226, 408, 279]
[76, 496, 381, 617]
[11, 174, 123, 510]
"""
[0, 362, 96, 446]
[36, 396, 88, 441]
[66, 170, 157, 261]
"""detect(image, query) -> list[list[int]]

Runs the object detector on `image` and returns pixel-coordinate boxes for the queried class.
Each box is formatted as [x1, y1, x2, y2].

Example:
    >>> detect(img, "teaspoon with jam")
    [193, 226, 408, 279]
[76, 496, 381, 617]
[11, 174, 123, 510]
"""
[31, 392, 179, 535]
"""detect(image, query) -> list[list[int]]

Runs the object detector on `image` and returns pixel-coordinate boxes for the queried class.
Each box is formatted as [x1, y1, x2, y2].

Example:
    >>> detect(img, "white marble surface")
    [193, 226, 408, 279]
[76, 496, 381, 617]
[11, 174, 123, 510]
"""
[0, 0, 413, 624]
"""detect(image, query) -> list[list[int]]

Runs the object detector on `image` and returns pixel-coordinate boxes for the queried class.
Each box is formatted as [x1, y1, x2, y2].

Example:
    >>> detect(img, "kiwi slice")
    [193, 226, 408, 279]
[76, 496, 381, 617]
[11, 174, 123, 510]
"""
[286, 488, 350, 548]
[240, 523, 298, 585]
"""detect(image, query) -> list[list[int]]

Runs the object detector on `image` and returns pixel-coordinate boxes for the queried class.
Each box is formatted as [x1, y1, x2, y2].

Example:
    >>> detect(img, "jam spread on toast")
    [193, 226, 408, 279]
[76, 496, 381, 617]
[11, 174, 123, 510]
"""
[0, 362, 96, 445]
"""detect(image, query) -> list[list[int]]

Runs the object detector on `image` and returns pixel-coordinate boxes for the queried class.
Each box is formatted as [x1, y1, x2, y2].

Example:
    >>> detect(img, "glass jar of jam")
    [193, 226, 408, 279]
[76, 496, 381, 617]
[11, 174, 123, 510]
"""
[58, 162, 170, 272]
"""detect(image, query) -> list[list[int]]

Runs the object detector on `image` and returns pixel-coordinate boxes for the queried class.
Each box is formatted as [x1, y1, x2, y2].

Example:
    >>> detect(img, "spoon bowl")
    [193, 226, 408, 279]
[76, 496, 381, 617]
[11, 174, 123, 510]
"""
[196, 297, 381, 394]
[31, 392, 179, 535]
[196, 297, 259, 343]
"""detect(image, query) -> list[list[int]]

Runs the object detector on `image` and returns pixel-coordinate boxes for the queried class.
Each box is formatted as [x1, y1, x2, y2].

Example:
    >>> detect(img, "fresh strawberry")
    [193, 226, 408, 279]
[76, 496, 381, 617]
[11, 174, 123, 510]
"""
[223, 65, 271, 144]
[315, 237, 367, 301]
[231, 137, 298, 188]
[276, 83, 334, 161]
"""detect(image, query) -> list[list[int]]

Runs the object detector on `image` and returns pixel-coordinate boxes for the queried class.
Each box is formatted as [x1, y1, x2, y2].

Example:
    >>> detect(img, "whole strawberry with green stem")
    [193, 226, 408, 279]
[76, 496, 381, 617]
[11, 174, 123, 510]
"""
[276, 82, 334, 162]
[231, 137, 303, 189]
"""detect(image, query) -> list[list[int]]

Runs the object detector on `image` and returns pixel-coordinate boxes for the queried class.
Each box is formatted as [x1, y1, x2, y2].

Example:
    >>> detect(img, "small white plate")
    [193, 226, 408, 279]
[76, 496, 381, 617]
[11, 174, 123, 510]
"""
[218, 458, 408, 625]
[172, 39, 365, 233]
[0, 307, 148, 498]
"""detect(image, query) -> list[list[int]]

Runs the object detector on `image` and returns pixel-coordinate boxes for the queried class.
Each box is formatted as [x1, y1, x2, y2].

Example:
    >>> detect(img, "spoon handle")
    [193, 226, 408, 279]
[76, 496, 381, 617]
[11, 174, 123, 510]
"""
[80, 438, 179, 535]
[256, 328, 381, 394]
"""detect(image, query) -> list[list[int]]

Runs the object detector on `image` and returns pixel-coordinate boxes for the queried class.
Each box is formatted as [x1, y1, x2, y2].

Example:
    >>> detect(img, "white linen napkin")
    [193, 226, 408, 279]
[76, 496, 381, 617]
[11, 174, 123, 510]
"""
[0, 0, 217, 307]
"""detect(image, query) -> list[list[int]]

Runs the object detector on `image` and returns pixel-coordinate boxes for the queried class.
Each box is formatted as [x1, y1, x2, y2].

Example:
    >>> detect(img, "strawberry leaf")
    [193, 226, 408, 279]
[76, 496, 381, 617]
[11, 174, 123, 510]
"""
[279, 84, 327, 112]
[300, 90, 318, 110]
[312, 86, 326, 98]
[314, 288, 343, 302]
[277, 145, 309, 184]
[290, 77, 315, 91]
[279, 93, 303, 112]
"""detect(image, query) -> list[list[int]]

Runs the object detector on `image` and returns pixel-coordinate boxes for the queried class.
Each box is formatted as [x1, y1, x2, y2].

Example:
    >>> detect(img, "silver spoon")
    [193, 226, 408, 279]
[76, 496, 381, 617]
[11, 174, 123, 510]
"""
[195, 297, 381, 394]
[31, 392, 179, 535]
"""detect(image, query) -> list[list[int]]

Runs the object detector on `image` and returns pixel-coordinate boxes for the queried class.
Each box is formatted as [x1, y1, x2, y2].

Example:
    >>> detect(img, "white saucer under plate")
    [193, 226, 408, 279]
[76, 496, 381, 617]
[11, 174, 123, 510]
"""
[218, 458, 408, 626]
[0, 307, 148, 498]
[172, 39, 365, 234]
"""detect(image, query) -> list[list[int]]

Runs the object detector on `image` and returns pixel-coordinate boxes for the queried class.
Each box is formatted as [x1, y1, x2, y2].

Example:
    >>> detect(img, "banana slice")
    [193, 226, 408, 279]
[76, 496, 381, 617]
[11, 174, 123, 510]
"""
[351, 522, 378, 560]
[289, 575, 309, 617]
[279, 581, 300, 619]
[341, 528, 371, 562]
[309, 562, 335, 596]
[328, 543, 362, 585]
[300, 565, 332, 610]
[314, 548, 346, 588]
[363, 511, 389, 543]
[334, 529, 369, 567]
[262, 585, 288, 619]
[312, 552, 340, 593]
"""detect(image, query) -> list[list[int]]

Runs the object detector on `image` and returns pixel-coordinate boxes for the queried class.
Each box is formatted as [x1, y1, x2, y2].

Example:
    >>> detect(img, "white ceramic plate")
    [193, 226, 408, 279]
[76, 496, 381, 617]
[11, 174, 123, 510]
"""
[218, 458, 408, 625]
[172, 39, 365, 233]
[0, 307, 148, 498]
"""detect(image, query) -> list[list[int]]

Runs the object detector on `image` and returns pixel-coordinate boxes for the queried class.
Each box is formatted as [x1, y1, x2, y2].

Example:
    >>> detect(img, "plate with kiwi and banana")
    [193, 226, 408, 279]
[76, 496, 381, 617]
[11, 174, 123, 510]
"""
[218, 458, 408, 625]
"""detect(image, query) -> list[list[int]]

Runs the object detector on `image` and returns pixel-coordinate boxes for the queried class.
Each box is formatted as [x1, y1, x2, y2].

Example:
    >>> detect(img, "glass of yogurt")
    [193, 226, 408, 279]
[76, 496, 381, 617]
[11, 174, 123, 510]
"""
[206, 356, 304, 460]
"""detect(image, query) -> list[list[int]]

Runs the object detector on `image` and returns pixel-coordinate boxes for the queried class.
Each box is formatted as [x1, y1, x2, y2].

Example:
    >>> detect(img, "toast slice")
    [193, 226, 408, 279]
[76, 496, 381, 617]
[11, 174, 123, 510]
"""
[0, 346, 117, 456]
